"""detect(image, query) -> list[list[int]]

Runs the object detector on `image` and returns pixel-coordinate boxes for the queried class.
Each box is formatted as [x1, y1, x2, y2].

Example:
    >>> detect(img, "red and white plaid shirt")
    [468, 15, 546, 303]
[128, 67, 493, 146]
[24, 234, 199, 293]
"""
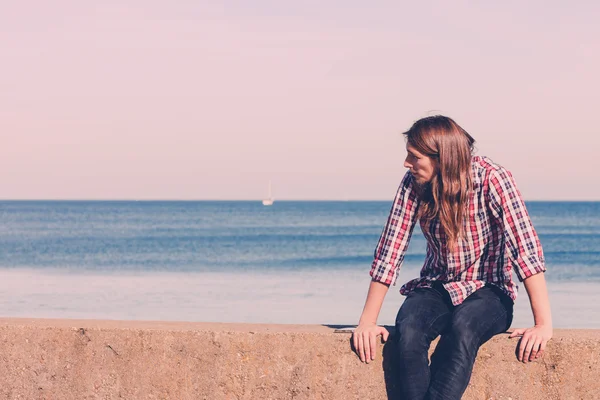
[370, 156, 546, 305]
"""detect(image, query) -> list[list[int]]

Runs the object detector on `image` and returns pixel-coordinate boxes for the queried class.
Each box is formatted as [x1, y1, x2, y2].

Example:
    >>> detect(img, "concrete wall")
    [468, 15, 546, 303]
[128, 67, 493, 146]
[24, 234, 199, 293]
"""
[0, 318, 598, 399]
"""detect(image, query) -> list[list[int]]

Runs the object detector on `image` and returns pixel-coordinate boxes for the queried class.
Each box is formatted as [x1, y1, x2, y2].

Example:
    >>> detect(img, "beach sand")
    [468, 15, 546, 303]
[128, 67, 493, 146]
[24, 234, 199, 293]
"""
[1, 268, 598, 328]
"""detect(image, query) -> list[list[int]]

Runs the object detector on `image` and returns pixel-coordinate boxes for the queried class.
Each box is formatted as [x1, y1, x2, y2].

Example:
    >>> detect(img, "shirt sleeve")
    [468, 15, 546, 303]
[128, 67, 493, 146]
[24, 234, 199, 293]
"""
[487, 167, 546, 281]
[370, 171, 420, 285]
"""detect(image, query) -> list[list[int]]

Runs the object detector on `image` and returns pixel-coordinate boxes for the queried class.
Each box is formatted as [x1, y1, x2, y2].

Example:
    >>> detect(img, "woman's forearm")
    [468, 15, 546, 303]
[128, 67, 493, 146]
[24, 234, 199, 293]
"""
[358, 280, 390, 325]
[523, 272, 552, 327]
[354, 280, 391, 363]
[510, 272, 553, 362]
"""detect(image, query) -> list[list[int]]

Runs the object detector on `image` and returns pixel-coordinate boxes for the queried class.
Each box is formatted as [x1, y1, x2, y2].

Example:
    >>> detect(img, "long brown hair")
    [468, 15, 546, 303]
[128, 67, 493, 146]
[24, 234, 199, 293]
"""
[403, 116, 475, 252]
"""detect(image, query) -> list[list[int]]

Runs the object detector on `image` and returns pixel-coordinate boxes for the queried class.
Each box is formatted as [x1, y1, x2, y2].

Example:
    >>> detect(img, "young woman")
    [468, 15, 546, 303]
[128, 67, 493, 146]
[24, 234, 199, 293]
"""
[352, 116, 552, 400]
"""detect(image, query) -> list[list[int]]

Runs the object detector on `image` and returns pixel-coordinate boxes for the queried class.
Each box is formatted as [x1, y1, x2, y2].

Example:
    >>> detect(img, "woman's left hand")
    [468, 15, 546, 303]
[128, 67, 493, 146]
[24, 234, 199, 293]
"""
[509, 325, 553, 363]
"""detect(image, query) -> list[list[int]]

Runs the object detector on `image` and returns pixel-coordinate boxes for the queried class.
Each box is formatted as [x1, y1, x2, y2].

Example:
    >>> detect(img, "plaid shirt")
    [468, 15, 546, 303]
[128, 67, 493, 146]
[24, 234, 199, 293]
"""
[370, 156, 546, 305]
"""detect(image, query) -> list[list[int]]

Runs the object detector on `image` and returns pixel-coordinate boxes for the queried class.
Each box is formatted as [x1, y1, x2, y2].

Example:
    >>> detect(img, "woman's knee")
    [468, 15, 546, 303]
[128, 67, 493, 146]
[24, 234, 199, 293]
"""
[396, 319, 429, 347]
[443, 324, 480, 359]
[395, 313, 447, 351]
[395, 288, 451, 347]
[445, 309, 509, 356]
[450, 289, 512, 344]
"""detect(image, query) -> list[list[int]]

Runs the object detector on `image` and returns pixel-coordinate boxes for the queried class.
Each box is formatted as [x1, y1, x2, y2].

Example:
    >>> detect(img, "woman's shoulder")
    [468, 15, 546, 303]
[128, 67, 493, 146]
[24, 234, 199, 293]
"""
[471, 156, 516, 194]
[472, 155, 502, 170]
[471, 155, 511, 178]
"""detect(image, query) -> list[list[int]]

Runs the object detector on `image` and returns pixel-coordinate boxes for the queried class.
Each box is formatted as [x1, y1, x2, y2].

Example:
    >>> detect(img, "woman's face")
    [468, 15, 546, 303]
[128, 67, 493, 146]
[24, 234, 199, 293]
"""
[404, 144, 437, 184]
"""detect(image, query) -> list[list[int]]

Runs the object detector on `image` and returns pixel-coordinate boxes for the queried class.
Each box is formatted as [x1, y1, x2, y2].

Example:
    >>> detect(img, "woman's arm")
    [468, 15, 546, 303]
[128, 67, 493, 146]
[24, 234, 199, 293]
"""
[509, 272, 553, 363]
[487, 167, 552, 363]
[353, 280, 390, 363]
[354, 171, 419, 363]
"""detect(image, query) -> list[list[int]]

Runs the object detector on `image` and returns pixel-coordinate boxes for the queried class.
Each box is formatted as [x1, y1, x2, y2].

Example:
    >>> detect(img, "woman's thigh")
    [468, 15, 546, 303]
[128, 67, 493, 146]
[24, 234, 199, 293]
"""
[395, 287, 453, 343]
[449, 285, 514, 345]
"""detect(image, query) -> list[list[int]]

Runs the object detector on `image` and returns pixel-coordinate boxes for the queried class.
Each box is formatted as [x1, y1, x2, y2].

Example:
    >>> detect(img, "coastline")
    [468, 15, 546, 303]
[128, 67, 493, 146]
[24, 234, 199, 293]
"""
[2, 268, 600, 328]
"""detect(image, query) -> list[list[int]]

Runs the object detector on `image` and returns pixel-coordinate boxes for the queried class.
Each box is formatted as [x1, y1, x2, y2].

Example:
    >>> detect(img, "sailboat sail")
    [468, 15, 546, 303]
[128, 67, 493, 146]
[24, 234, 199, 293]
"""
[262, 180, 274, 206]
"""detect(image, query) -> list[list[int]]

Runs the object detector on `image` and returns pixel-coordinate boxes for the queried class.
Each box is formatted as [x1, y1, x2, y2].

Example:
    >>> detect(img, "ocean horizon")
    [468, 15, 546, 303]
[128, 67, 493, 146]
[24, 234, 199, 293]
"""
[1, 200, 599, 328]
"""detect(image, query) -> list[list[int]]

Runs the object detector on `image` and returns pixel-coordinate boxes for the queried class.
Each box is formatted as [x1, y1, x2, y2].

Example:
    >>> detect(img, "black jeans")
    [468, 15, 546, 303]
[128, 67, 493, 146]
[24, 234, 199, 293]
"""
[394, 283, 513, 400]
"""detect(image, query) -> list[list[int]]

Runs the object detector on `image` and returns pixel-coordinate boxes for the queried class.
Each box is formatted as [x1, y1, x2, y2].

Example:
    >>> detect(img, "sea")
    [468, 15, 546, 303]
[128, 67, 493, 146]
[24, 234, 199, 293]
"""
[1, 200, 599, 328]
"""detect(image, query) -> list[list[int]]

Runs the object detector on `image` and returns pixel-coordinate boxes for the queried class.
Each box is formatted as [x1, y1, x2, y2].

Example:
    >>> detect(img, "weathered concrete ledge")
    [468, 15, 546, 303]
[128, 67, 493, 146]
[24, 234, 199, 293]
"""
[0, 318, 598, 399]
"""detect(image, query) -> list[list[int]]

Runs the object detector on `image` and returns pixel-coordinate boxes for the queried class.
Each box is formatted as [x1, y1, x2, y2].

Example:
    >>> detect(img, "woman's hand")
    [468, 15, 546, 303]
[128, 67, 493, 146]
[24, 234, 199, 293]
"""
[509, 325, 553, 363]
[352, 323, 390, 363]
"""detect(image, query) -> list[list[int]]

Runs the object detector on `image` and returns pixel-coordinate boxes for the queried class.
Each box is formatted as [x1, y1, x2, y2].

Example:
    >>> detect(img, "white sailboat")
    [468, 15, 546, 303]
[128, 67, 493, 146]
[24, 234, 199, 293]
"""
[262, 180, 274, 206]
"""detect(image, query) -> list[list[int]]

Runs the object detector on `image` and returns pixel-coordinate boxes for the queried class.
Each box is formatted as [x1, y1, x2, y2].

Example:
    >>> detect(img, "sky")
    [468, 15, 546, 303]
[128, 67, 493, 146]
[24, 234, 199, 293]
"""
[1, 1, 599, 200]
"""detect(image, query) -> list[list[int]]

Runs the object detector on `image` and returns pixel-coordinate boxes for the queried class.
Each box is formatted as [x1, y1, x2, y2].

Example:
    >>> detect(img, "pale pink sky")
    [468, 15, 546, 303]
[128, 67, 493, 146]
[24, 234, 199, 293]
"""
[1, 1, 598, 200]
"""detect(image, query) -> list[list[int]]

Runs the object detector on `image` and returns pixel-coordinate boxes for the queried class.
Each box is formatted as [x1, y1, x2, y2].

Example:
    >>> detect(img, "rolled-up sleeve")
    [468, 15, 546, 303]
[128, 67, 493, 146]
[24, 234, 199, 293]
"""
[488, 167, 546, 281]
[370, 171, 420, 285]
